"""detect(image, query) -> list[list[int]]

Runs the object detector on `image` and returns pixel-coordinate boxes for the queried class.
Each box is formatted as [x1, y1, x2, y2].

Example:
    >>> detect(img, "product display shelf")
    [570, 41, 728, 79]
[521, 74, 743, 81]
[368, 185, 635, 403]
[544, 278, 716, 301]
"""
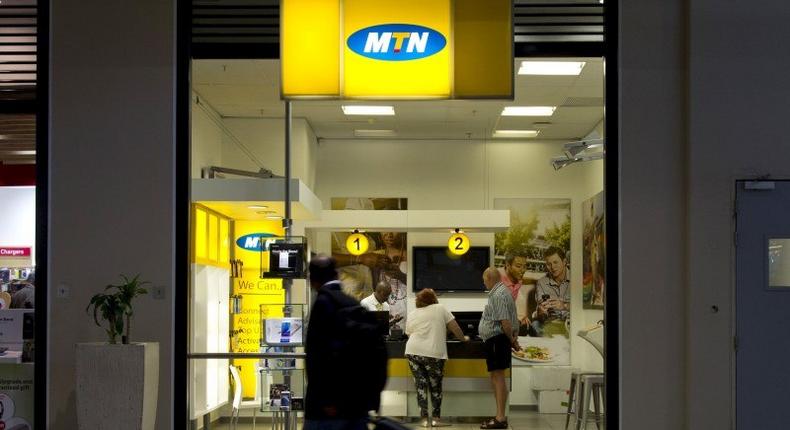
[257, 303, 306, 415]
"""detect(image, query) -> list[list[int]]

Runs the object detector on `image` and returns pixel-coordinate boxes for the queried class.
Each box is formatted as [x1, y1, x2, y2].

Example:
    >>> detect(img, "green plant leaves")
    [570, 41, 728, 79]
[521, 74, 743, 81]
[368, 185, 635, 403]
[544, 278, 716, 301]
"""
[86, 274, 150, 344]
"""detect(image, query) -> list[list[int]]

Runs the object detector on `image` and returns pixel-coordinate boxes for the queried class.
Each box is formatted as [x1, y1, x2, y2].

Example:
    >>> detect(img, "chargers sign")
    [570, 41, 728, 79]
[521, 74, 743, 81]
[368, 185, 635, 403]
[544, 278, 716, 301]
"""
[347, 24, 447, 61]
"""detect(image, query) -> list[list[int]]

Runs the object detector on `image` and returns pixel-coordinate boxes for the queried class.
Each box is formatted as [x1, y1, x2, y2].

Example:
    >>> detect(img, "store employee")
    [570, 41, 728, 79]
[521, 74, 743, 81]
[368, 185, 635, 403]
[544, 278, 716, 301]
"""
[361, 282, 392, 312]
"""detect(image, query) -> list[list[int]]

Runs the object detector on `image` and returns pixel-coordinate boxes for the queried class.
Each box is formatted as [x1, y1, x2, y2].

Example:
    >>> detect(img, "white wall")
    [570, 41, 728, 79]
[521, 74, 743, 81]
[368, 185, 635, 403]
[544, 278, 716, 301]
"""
[0, 187, 35, 259]
[313, 138, 604, 373]
[50, 1, 175, 428]
[191, 96, 224, 179]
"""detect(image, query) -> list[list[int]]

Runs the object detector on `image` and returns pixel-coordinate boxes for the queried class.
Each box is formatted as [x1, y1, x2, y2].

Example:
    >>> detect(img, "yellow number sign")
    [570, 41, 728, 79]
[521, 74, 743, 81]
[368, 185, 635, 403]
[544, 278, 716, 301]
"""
[346, 232, 370, 256]
[448, 232, 470, 255]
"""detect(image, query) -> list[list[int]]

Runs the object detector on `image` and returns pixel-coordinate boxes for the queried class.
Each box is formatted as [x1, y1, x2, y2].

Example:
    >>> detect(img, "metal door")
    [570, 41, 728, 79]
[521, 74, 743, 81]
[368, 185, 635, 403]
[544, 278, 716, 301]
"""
[736, 180, 790, 429]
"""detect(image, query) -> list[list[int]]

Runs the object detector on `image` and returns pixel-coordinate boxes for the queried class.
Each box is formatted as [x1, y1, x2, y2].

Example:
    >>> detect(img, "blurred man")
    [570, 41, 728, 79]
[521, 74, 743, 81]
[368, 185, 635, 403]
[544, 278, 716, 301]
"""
[304, 255, 387, 430]
[532, 247, 571, 336]
[478, 268, 520, 429]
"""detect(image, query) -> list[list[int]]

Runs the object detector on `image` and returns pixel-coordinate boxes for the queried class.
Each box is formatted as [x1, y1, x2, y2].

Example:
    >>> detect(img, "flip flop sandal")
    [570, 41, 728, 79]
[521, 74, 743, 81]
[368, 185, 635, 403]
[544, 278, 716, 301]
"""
[480, 418, 509, 429]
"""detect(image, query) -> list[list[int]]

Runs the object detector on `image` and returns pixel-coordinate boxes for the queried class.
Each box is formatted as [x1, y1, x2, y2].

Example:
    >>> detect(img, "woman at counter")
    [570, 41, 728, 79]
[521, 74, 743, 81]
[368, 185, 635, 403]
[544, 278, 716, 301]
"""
[405, 289, 469, 427]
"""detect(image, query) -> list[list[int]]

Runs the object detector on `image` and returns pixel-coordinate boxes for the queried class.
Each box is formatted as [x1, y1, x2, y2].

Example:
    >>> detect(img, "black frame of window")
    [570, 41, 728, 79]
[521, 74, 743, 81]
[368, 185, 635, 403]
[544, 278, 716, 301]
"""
[174, 0, 619, 427]
[33, 0, 49, 428]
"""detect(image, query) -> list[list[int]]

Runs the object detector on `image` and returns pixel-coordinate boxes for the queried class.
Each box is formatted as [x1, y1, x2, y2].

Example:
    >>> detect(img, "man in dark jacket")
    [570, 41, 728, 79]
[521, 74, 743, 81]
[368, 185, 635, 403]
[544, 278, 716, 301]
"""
[304, 255, 388, 430]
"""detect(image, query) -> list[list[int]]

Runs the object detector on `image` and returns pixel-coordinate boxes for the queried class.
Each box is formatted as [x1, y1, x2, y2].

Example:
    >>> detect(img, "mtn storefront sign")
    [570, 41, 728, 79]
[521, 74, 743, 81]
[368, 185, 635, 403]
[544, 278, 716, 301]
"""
[282, 0, 513, 99]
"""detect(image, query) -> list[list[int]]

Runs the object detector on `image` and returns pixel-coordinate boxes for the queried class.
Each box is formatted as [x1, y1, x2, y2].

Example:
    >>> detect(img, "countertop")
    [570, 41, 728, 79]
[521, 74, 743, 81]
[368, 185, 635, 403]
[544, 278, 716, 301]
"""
[385, 339, 486, 359]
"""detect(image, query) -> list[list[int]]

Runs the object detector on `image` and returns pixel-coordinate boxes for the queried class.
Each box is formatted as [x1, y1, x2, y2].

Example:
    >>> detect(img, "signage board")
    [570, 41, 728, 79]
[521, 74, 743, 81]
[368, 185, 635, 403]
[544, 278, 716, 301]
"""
[0, 248, 30, 258]
[282, 0, 513, 99]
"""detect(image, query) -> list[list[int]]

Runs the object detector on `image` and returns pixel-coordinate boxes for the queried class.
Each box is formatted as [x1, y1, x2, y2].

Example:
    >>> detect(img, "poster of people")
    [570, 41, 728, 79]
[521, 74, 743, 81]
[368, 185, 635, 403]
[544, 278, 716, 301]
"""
[583, 191, 605, 309]
[494, 198, 571, 365]
[330, 197, 408, 211]
[330, 197, 408, 330]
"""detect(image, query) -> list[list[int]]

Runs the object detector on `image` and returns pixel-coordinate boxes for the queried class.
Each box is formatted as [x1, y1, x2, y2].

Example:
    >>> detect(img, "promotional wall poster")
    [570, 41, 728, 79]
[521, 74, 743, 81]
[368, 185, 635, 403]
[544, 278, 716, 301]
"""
[330, 197, 408, 211]
[583, 192, 605, 309]
[331, 231, 408, 330]
[494, 198, 571, 365]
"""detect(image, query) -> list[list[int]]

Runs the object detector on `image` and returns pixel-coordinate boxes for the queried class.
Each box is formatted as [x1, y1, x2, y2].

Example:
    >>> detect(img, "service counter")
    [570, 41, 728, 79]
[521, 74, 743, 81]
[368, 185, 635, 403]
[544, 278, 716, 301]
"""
[381, 340, 509, 418]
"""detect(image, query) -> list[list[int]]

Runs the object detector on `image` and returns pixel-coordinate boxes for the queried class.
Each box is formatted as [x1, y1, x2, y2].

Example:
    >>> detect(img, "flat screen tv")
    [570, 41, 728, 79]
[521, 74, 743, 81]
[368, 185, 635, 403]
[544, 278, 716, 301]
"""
[412, 246, 490, 292]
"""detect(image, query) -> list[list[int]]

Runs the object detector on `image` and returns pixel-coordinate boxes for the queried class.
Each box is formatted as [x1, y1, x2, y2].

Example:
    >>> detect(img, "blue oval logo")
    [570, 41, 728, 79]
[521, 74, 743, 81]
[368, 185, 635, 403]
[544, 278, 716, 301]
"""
[347, 24, 447, 61]
[236, 233, 276, 251]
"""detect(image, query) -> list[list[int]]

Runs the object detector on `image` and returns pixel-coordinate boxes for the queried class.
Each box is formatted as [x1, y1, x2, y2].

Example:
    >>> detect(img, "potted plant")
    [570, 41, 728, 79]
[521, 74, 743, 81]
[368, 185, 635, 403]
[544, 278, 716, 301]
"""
[75, 274, 159, 430]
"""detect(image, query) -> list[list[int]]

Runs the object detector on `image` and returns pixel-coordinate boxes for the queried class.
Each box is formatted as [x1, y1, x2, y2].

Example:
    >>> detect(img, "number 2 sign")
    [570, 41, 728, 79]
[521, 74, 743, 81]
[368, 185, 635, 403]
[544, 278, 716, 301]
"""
[448, 231, 470, 256]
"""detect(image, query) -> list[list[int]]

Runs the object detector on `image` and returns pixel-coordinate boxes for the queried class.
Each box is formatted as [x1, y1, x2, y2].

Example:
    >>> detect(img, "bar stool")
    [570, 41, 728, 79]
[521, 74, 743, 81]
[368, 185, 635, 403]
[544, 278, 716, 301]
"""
[576, 374, 604, 430]
[565, 372, 601, 430]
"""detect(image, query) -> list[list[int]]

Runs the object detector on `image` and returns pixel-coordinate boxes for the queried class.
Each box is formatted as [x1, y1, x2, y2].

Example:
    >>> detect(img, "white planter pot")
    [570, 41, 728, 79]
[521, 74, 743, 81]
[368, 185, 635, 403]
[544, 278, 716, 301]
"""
[75, 342, 159, 430]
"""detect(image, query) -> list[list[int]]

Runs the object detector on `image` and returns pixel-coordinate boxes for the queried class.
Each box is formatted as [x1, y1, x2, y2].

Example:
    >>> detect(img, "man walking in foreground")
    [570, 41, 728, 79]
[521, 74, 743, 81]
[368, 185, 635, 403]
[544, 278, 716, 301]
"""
[304, 255, 388, 430]
[479, 267, 521, 429]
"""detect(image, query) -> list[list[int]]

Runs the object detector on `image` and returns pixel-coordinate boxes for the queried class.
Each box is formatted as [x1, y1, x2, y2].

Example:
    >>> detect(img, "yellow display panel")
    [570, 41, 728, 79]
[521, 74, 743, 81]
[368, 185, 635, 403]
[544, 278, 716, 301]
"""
[232, 277, 285, 397]
[231, 220, 287, 396]
[453, 0, 513, 98]
[219, 218, 230, 263]
[208, 213, 218, 262]
[343, 0, 451, 98]
[194, 208, 207, 260]
[281, 0, 341, 97]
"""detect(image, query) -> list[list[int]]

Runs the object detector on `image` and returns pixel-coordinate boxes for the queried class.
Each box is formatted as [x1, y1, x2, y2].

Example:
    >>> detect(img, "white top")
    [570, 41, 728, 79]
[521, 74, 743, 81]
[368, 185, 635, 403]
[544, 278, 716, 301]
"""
[360, 293, 390, 312]
[405, 304, 455, 360]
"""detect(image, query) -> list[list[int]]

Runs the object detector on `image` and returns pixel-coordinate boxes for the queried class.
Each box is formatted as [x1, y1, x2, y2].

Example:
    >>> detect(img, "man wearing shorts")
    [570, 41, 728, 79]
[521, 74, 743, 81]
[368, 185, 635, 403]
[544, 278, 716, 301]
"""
[478, 267, 520, 429]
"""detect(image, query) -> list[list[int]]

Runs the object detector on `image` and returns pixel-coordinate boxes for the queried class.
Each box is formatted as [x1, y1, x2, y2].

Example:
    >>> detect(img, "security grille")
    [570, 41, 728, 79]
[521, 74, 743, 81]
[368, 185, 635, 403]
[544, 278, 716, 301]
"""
[0, 0, 37, 103]
[191, 0, 605, 59]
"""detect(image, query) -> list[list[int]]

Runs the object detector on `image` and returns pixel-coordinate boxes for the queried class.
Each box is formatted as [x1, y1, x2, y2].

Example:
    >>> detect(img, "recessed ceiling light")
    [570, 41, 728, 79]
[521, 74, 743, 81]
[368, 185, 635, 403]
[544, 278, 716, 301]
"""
[518, 61, 586, 76]
[248, 205, 268, 210]
[502, 106, 556, 117]
[354, 129, 396, 137]
[493, 130, 540, 138]
[266, 215, 283, 220]
[342, 105, 395, 116]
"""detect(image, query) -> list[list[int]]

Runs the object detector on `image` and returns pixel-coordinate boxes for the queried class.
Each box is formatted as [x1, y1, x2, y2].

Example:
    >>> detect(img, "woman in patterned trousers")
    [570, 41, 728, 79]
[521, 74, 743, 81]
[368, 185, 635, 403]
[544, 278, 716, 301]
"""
[405, 289, 469, 427]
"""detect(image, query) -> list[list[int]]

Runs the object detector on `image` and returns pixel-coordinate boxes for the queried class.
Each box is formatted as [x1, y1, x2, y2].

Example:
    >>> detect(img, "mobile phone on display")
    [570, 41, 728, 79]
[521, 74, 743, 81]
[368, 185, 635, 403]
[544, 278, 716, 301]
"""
[280, 321, 291, 343]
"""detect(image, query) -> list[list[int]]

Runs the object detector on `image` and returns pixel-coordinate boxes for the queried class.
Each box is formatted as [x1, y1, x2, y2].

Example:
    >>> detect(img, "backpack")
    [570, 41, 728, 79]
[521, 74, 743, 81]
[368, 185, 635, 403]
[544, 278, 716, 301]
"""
[325, 289, 389, 412]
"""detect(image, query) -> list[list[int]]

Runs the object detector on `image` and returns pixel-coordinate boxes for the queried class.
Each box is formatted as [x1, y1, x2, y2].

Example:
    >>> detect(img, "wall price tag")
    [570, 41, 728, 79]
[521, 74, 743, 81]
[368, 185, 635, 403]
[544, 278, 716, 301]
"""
[346, 232, 370, 256]
[448, 231, 470, 255]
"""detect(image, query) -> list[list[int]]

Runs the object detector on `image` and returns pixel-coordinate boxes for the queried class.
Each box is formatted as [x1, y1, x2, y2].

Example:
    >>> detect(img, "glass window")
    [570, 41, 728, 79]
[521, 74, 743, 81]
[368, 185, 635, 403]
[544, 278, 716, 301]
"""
[768, 238, 790, 288]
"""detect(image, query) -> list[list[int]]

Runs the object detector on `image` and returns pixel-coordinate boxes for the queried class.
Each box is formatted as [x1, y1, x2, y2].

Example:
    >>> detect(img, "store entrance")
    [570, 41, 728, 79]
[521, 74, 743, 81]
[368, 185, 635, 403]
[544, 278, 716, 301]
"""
[186, 57, 606, 429]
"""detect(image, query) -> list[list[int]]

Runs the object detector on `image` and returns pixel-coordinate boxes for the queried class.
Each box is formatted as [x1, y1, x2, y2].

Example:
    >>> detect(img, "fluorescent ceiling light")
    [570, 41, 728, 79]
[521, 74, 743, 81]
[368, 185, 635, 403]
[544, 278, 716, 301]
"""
[354, 129, 396, 137]
[342, 105, 395, 116]
[0, 150, 36, 155]
[493, 130, 540, 138]
[502, 106, 556, 116]
[248, 205, 268, 210]
[266, 215, 283, 220]
[518, 61, 586, 76]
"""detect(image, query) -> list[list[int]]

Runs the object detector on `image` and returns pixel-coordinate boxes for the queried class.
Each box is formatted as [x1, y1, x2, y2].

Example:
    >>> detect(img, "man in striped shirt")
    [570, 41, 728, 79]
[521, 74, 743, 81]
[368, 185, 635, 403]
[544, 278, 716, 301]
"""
[478, 268, 521, 429]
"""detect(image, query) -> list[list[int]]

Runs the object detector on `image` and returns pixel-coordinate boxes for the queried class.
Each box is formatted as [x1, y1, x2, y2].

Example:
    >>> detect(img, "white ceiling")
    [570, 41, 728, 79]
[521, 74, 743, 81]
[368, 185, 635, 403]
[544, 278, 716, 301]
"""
[192, 58, 604, 141]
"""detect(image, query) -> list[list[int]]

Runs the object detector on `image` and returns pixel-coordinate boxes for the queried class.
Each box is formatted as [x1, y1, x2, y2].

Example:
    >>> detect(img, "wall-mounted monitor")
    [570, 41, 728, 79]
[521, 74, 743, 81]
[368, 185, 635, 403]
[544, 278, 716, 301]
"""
[412, 246, 490, 292]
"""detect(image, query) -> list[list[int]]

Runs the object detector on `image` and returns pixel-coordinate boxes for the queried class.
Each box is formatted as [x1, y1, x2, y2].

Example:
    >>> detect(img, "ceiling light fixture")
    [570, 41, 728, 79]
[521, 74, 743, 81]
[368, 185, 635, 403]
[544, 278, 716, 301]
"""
[493, 130, 540, 138]
[501, 106, 556, 117]
[518, 61, 586, 76]
[266, 215, 283, 220]
[248, 205, 268, 210]
[342, 105, 395, 116]
[354, 129, 397, 137]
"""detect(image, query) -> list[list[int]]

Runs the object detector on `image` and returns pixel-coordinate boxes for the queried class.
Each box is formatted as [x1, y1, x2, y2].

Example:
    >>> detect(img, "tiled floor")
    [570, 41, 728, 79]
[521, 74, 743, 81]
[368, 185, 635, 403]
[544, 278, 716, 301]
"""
[208, 411, 604, 430]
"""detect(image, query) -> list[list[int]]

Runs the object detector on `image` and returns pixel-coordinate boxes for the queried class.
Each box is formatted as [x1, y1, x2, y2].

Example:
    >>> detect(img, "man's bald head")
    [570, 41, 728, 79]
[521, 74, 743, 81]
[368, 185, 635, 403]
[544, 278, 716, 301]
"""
[374, 281, 392, 303]
[483, 267, 501, 290]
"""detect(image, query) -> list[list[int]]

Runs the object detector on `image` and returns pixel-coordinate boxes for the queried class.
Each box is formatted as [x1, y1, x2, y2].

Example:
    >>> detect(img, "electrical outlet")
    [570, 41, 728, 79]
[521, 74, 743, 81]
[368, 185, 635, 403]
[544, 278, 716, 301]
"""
[151, 286, 166, 300]
[56, 283, 70, 299]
